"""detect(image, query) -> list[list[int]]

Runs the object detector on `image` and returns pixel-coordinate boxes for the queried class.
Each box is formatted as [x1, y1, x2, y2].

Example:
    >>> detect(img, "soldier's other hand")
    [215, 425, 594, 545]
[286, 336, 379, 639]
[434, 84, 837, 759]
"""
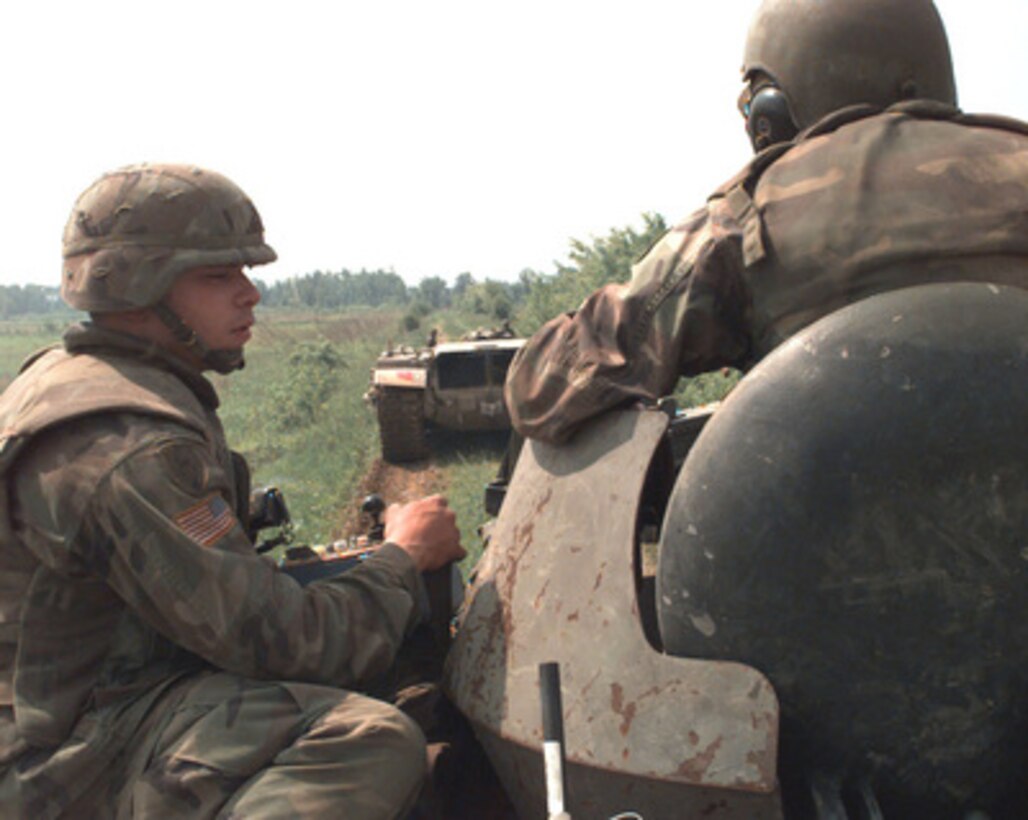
[385, 495, 465, 572]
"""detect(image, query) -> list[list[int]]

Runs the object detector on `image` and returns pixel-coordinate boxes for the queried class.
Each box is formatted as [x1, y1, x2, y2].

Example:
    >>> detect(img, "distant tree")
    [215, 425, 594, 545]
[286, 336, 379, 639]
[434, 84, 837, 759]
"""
[0, 284, 75, 318]
[259, 269, 408, 309]
[458, 279, 514, 321]
[510, 268, 542, 304]
[452, 272, 475, 298]
[252, 277, 270, 302]
[402, 313, 421, 332]
[416, 276, 450, 310]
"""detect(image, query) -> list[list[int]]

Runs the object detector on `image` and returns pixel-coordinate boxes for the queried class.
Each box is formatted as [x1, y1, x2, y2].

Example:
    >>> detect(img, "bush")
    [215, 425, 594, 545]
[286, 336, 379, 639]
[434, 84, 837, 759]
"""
[516, 213, 667, 334]
[402, 313, 421, 332]
[264, 341, 346, 431]
[673, 369, 741, 409]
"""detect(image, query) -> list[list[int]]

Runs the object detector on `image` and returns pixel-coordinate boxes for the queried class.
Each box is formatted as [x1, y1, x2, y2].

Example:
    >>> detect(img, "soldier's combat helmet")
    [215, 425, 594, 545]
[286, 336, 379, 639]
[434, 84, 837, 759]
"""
[740, 0, 956, 149]
[61, 163, 276, 371]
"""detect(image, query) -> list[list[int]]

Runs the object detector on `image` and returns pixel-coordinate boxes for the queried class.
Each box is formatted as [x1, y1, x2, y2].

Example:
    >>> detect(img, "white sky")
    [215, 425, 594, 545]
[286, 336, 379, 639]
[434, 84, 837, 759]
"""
[2, 0, 1025, 288]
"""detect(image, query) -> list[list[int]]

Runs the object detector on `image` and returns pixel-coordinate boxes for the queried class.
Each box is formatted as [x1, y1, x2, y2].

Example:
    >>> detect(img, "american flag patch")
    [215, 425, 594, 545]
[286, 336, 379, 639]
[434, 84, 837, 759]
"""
[174, 494, 236, 547]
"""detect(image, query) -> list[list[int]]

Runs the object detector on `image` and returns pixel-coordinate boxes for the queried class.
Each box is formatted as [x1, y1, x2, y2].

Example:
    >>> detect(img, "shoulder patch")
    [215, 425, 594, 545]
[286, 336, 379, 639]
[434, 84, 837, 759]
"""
[174, 493, 237, 547]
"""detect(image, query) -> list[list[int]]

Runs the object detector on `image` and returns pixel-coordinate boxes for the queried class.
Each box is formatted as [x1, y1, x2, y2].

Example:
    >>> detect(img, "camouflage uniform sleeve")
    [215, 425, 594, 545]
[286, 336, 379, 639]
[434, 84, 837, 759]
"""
[505, 200, 752, 443]
[76, 433, 422, 689]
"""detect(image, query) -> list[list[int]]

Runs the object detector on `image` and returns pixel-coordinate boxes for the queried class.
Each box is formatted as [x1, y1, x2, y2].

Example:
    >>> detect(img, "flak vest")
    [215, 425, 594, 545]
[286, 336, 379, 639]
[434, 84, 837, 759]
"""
[716, 100, 1028, 357]
[0, 347, 229, 748]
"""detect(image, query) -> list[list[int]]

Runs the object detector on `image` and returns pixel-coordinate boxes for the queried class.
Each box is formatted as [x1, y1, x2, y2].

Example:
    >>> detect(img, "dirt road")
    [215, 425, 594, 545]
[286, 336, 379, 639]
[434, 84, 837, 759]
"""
[335, 457, 447, 538]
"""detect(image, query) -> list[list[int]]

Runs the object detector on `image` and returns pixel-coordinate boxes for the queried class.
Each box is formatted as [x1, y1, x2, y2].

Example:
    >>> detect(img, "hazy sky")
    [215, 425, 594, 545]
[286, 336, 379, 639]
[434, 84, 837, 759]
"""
[2, 0, 1025, 288]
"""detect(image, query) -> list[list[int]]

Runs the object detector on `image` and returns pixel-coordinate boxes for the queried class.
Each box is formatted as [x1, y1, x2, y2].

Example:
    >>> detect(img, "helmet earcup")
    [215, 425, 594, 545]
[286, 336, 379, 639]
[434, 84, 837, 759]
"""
[746, 86, 799, 151]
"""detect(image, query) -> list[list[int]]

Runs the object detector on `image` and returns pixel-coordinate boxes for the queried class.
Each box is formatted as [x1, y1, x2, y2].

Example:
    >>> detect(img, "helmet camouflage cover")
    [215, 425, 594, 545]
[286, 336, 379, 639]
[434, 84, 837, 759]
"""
[61, 163, 276, 312]
[743, 0, 957, 130]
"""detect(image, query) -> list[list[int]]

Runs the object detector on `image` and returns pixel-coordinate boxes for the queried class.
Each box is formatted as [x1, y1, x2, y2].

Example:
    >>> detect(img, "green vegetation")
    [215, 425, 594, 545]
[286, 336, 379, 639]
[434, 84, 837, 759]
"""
[0, 210, 739, 572]
[0, 285, 76, 319]
[516, 212, 667, 332]
[215, 307, 505, 571]
[0, 319, 68, 389]
[435, 437, 508, 569]
[255, 269, 408, 309]
[510, 212, 739, 409]
[216, 309, 408, 545]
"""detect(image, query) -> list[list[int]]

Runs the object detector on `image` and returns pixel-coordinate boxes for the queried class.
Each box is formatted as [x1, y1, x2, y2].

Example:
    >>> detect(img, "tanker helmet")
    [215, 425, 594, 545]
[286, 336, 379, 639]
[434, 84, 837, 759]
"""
[61, 163, 276, 313]
[742, 0, 957, 138]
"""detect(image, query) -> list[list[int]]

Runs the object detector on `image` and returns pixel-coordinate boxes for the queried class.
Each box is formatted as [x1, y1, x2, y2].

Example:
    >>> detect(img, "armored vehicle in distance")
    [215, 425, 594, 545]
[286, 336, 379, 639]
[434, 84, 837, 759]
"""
[366, 329, 525, 462]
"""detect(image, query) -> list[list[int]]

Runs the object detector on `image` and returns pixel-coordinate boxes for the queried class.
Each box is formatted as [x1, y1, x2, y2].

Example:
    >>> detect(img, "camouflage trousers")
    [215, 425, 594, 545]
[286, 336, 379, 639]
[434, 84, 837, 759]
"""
[68, 671, 427, 819]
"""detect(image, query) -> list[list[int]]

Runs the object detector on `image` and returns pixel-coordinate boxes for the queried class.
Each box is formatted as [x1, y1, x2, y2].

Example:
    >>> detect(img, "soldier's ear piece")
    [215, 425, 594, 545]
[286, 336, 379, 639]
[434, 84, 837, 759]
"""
[740, 85, 798, 152]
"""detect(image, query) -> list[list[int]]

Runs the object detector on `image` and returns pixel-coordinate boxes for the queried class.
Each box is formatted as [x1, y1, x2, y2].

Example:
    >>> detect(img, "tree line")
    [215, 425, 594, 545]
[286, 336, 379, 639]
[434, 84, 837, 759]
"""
[0, 284, 71, 319]
[0, 212, 669, 327]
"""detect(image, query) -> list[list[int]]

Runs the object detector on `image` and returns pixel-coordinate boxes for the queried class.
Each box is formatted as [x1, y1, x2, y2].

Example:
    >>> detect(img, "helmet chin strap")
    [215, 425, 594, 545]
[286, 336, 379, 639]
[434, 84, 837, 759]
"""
[153, 302, 245, 374]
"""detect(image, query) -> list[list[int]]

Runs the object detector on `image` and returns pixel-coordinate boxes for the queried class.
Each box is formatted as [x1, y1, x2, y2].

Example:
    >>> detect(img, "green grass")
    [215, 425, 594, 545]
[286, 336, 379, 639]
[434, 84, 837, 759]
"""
[0, 308, 728, 573]
[0, 307, 506, 566]
[217, 308, 405, 544]
[0, 319, 68, 389]
[0, 309, 561, 577]
[427, 430, 508, 571]
[673, 368, 742, 409]
[228, 306, 509, 570]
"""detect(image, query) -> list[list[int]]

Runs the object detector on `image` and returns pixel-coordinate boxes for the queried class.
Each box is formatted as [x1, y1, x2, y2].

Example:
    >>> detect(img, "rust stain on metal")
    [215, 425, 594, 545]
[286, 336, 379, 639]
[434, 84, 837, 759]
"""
[580, 668, 601, 697]
[533, 579, 550, 611]
[638, 683, 669, 700]
[750, 708, 776, 731]
[677, 736, 724, 780]
[534, 486, 553, 516]
[480, 605, 505, 651]
[610, 683, 638, 736]
[499, 507, 541, 639]
[498, 523, 529, 617]
[747, 749, 772, 772]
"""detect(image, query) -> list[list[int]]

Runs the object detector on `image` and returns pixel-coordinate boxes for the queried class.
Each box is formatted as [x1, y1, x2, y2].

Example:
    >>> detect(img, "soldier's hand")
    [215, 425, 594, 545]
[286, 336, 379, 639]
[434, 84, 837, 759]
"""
[385, 495, 465, 572]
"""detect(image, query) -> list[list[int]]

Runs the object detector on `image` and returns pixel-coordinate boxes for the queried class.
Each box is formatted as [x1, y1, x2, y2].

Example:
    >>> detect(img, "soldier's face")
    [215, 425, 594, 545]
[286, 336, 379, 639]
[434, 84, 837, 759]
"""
[164, 265, 261, 365]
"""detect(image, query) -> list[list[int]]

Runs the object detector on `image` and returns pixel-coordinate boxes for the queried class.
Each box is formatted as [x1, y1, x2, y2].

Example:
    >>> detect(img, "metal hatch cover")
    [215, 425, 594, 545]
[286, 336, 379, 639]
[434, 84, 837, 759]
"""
[445, 409, 781, 817]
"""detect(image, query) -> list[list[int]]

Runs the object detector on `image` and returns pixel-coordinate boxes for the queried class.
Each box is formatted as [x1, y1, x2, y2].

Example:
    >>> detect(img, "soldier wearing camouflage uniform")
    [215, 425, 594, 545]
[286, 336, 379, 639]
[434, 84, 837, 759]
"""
[0, 163, 464, 818]
[506, 0, 1028, 443]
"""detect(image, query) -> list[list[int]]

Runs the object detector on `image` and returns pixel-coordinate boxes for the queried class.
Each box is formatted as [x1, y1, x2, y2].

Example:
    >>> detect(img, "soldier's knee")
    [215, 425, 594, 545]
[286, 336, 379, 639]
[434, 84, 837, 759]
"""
[317, 693, 426, 772]
[318, 695, 427, 811]
[391, 706, 428, 779]
[360, 698, 427, 782]
[382, 707, 429, 815]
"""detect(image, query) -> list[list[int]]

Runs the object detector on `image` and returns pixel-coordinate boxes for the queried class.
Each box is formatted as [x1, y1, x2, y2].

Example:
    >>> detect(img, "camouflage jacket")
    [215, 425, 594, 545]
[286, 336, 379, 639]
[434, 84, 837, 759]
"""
[506, 101, 1028, 442]
[0, 324, 422, 799]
